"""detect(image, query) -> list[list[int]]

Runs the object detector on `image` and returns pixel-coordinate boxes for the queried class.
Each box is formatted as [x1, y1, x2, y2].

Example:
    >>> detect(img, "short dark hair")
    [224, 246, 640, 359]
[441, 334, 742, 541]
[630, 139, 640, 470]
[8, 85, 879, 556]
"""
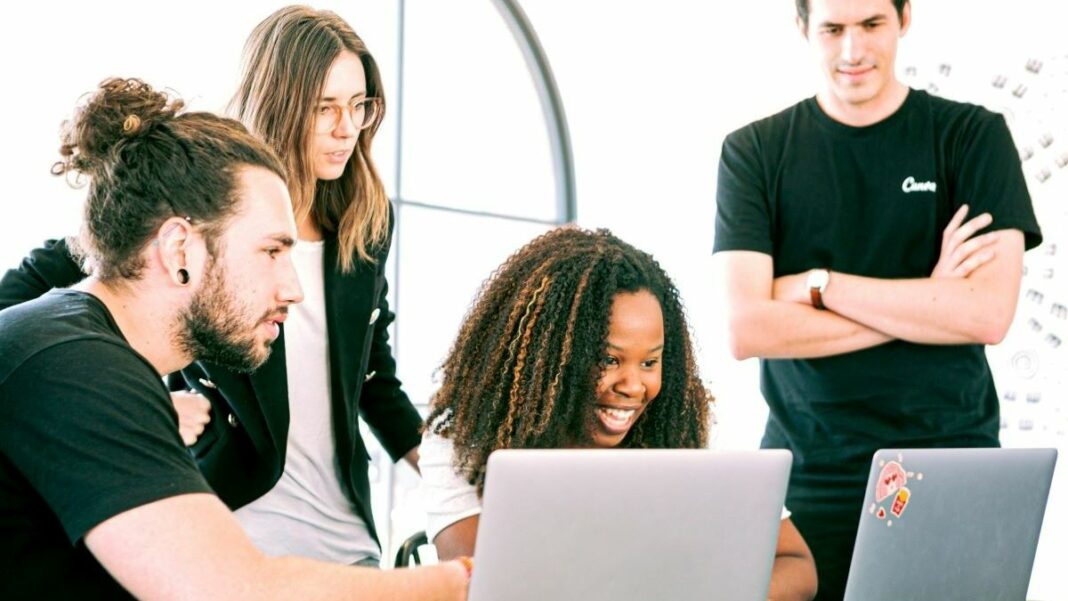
[426, 227, 713, 494]
[52, 78, 287, 281]
[796, 0, 909, 26]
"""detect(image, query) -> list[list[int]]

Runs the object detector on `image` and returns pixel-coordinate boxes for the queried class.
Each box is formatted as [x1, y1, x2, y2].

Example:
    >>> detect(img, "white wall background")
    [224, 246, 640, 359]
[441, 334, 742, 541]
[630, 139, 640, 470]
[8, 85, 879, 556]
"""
[1, 1, 1066, 598]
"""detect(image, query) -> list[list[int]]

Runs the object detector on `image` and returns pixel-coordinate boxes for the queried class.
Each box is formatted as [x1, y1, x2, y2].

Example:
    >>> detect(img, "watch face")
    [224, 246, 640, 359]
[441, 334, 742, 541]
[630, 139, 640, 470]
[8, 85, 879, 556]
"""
[809, 269, 829, 289]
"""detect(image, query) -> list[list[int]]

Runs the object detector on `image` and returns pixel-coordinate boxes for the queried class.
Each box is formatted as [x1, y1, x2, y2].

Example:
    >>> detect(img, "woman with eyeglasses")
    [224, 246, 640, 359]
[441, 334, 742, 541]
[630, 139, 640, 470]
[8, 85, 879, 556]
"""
[0, 5, 420, 567]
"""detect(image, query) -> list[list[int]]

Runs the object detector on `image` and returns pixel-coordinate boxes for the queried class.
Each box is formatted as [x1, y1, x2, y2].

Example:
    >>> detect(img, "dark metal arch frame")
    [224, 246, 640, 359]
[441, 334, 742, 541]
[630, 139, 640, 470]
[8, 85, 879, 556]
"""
[389, 0, 577, 354]
[390, 0, 576, 225]
[382, 0, 576, 548]
[491, 0, 577, 224]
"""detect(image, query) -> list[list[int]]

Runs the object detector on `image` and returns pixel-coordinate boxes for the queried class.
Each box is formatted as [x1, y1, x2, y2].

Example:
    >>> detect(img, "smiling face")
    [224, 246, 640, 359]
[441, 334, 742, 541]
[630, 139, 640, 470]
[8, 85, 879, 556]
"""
[177, 166, 304, 372]
[590, 290, 665, 448]
[310, 50, 368, 181]
[802, 0, 910, 123]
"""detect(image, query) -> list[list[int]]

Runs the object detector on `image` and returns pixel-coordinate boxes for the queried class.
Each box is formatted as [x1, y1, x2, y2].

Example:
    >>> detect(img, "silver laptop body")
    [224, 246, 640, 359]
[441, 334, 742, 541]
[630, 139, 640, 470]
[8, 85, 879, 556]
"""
[844, 447, 1057, 601]
[468, 448, 792, 601]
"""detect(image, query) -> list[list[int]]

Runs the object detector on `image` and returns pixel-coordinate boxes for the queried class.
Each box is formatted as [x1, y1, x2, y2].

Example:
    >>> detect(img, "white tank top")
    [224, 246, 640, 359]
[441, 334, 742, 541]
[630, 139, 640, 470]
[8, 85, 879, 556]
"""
[235, 239, 379, 564]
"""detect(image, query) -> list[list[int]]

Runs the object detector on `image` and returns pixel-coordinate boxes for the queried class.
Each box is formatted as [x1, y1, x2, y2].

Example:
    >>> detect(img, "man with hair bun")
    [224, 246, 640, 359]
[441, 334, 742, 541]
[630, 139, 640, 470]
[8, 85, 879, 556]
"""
[0, 78, 469, 600]
[1, 6, 425, 567]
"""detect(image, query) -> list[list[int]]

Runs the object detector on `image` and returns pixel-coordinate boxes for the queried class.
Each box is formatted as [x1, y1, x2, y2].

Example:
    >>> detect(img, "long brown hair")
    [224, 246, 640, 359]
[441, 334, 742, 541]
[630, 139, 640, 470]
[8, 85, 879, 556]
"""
[229, 5, 389, 270]
[427, 227, 712, 493]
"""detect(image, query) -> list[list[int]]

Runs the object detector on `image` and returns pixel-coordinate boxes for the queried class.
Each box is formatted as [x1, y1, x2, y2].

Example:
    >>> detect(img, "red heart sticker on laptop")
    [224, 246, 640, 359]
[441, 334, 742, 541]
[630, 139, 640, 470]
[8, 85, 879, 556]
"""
[875, 461, 907, 502]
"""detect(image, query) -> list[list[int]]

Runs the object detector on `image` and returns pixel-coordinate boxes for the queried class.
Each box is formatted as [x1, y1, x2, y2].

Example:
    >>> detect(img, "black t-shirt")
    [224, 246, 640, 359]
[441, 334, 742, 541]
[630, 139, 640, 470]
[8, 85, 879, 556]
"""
[0, 290, 212, 599]
[713, 90, 1042, 506]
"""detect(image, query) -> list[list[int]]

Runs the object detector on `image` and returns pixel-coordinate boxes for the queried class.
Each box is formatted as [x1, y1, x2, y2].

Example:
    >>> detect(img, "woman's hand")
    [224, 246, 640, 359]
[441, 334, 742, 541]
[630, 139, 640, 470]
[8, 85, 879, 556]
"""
[172, 390, 212, 446]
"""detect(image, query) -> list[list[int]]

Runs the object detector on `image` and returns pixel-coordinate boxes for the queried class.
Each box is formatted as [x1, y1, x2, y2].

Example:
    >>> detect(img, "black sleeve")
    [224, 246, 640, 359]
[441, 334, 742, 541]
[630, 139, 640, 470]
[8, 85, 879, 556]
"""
[358, 273, 424, 462]
[0, 340, 211, 543]
[713, 127, 775, 255]
[0, 238, 86, 311]
[951, 112, 1042, 250]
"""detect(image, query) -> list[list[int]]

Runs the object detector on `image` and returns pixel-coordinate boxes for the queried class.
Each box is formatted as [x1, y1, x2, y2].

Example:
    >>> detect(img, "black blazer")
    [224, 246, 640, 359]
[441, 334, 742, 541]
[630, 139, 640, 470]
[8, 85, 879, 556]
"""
[0, 217, 423, 545]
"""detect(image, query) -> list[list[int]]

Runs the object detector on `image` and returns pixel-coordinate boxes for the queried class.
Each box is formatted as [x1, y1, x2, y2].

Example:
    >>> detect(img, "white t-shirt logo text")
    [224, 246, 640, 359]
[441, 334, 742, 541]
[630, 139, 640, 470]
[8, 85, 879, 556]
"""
[902, 176, 937, 193]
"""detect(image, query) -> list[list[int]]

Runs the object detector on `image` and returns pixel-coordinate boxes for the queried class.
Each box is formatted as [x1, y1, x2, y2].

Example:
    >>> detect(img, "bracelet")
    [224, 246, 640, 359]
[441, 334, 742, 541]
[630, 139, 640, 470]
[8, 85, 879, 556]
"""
[457, 556, 474, 579]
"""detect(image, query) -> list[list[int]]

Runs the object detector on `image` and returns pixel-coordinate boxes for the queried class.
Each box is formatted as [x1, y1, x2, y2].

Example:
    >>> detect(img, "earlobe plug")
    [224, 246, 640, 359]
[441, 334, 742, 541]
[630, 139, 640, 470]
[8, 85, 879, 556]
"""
[177, 269, 190, 285]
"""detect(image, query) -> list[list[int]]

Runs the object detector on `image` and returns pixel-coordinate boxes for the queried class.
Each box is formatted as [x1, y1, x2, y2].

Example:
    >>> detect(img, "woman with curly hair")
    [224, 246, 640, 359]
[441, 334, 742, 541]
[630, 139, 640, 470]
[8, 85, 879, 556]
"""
[420, 226, 818, 601]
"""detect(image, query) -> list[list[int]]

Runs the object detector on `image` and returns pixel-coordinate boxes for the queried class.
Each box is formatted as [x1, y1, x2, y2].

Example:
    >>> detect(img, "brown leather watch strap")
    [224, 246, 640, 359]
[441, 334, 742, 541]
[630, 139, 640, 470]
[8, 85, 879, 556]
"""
[810, 286, 825, 310]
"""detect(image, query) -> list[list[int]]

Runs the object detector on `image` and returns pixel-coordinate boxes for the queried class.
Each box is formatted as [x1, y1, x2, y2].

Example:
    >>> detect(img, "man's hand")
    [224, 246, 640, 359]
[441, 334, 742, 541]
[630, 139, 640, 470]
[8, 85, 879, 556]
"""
[931, 204, 999, 278]
[172, 391, 212, 446]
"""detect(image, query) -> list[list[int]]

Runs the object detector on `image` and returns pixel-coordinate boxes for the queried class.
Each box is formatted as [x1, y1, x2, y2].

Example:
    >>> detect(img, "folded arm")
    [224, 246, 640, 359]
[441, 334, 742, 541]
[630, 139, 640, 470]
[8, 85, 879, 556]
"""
[719, 250, 892, 360]
[721, 208, 1016, 359]
[773, 229, 1024, 346]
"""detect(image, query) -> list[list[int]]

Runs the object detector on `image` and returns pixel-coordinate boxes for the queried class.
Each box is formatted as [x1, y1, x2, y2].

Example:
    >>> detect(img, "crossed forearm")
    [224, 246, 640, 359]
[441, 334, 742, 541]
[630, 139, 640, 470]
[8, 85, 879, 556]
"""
[776, 229, 1025, 347]
[818, 272, 1012, 345]
[728, 298, 891, 360]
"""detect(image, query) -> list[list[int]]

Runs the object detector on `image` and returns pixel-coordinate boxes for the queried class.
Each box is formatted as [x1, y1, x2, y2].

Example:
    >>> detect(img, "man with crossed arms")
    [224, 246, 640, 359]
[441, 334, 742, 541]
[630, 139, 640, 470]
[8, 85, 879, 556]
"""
[713, 0, 1042, 598]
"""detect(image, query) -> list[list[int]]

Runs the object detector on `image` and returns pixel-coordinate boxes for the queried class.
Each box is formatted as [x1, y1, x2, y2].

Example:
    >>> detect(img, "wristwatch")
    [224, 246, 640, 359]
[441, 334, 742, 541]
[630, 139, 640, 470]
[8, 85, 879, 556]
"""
[807, 269, 830, 310]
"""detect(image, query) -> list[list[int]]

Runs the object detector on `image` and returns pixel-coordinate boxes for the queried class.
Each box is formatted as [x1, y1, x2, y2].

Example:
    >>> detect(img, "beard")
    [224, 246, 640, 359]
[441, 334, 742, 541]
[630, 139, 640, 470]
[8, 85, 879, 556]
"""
[174, 259, 274, 373]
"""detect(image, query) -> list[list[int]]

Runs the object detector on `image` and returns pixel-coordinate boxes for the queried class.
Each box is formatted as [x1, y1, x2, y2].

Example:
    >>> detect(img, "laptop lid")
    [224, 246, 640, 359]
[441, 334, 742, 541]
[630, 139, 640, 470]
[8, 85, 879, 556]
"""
[844, 447, 1057, 601]
[467, 449, 792, 601]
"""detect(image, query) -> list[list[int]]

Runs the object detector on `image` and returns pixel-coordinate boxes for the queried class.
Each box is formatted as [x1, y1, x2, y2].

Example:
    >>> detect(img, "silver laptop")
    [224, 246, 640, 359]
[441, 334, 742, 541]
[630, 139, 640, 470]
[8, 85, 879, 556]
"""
[844, 448, 1057, 601]
[467, 449, 792, 601]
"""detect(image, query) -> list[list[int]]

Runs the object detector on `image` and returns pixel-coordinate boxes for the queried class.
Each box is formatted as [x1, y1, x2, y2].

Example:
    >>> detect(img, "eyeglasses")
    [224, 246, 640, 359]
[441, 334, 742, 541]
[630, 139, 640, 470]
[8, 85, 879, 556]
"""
[314, 97, 382, 134]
